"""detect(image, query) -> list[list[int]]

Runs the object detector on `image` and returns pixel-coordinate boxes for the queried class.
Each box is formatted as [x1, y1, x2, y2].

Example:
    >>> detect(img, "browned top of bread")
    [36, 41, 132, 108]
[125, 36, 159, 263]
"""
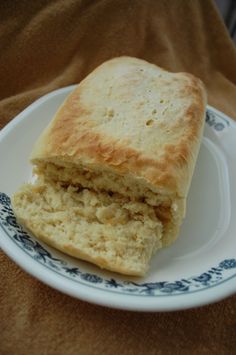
[31, 56, 206, 197]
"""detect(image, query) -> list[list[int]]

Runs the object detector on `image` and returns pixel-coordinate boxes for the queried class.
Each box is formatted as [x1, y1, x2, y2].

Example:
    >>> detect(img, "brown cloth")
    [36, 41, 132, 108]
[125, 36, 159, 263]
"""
[0, 1, 236, 354]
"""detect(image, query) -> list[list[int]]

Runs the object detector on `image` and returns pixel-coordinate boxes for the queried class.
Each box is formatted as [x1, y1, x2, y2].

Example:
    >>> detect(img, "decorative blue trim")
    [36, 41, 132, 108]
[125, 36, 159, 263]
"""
[205, 108, 230, 131]
[1, 193, 235, 297]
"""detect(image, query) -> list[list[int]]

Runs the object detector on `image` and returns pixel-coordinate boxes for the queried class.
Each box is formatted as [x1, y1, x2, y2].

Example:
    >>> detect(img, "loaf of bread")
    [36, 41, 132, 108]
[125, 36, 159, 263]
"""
[12, 57, 206, 276]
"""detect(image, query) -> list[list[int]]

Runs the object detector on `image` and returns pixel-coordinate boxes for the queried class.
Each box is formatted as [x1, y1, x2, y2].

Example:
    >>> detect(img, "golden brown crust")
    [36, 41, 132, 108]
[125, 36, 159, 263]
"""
[31, 56, 207, 197]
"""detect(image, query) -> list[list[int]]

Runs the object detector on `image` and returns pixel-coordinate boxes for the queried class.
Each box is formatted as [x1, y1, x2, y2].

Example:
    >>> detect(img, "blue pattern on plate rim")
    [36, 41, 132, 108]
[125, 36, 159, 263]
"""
[0, 192, 235, 297]
[0, 106, 234, 296]
[205, 108, 230, 131]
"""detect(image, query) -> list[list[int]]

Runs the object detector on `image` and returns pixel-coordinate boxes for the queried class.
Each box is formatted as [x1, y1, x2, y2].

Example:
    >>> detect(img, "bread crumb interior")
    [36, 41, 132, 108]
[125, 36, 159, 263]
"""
[13, 178, 164, 275]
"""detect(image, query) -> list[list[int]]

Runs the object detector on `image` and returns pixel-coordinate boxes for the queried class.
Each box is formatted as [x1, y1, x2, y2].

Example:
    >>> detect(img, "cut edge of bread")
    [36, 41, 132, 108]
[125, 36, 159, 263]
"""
[12, 179, 168, 276]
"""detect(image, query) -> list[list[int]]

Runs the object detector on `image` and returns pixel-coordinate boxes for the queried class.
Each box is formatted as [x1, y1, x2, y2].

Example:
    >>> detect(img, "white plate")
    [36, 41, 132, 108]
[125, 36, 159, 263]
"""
[0, 85, 236, 312]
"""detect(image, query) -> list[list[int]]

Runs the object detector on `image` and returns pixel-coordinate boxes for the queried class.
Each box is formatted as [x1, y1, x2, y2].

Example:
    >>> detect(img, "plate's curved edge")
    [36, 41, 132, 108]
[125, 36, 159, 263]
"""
[1, 217, 236, 312]
[0, 229, 233, 313]
[206, 105, 236, 130]
[207, 105, 236, 124]
[0, 192, 235, 312]
[0, 89, 236, 311]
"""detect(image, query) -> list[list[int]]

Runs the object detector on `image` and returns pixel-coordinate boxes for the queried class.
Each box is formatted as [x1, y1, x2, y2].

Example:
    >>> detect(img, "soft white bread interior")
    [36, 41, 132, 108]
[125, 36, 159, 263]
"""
[12, 57, 206, 276]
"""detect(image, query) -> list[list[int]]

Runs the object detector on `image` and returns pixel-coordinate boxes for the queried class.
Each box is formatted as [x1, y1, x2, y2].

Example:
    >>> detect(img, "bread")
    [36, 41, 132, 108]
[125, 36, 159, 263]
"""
[12, 57, 207, 276]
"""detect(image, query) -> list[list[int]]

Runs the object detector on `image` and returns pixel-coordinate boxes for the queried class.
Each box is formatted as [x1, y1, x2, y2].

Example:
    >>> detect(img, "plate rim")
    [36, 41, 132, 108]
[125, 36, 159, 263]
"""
[1, 217, 235, 312]
[0, 85, 235, 311]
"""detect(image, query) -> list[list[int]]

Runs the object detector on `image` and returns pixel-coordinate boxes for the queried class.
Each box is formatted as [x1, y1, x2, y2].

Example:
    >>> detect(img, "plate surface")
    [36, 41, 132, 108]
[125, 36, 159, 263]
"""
[0, 85, 236, 311]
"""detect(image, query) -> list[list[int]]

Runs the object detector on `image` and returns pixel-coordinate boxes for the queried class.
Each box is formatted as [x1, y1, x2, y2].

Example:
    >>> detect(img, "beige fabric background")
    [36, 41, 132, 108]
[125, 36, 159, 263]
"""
[0, 1, 236, 354]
